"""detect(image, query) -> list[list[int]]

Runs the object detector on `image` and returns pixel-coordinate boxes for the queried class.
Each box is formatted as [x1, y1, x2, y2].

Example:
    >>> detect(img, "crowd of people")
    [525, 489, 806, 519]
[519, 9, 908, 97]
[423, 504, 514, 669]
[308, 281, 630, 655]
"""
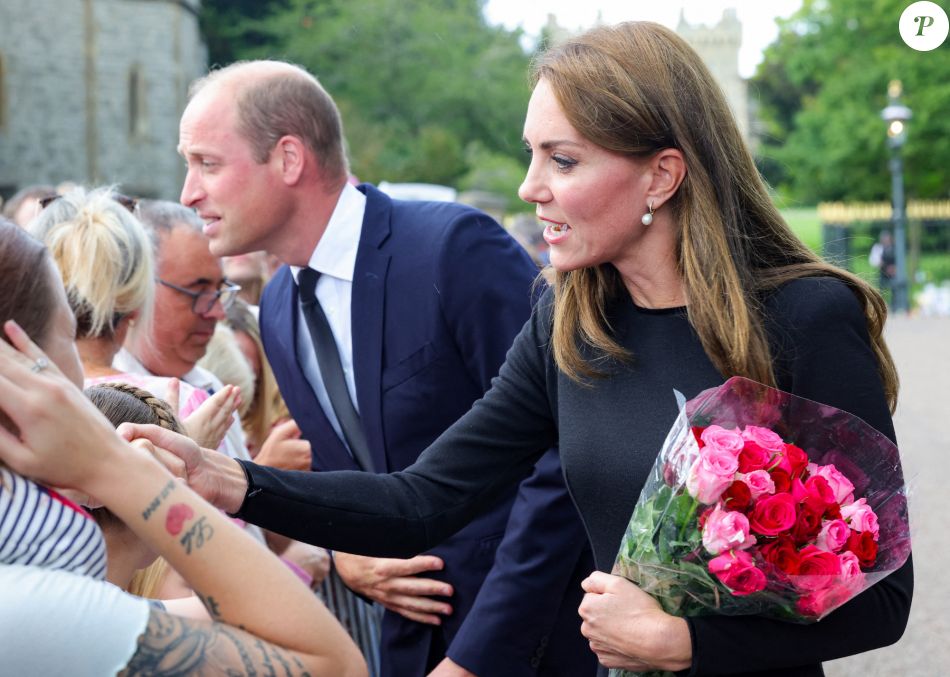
[0, 21, 911, 677]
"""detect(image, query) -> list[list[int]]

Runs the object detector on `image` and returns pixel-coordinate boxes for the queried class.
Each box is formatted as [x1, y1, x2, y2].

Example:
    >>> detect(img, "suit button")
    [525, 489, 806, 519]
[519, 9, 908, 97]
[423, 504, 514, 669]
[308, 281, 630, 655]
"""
[530, 657, 541, 668]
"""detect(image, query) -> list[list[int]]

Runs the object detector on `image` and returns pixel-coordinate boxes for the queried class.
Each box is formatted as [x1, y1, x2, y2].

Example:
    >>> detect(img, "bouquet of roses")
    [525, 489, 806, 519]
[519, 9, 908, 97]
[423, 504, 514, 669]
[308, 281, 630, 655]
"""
[611, 377, 911, 677]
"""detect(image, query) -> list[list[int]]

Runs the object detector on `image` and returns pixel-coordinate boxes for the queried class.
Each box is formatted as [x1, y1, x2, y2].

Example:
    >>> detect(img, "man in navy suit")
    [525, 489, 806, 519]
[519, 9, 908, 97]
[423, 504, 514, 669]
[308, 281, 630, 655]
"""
[178, 60, 596, 677]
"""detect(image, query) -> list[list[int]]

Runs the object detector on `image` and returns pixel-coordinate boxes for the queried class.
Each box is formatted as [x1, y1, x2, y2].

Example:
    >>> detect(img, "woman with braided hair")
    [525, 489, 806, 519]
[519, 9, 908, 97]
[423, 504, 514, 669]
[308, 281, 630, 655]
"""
[85, 381, 183, 600]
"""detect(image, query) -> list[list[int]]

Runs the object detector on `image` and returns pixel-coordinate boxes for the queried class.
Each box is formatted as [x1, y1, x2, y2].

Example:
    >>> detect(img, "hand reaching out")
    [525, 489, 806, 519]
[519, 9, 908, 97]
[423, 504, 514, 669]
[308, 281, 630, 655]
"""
[333, 551, 453, 625]
[183, 384, 241, 449]
[255, 419, 312, 471]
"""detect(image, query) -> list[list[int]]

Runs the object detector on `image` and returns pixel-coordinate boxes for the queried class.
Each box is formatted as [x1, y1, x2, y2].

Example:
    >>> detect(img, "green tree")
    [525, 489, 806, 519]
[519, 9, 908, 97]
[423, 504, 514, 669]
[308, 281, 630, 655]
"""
[202, 0, 533, 188]
[752, 0, 950, 203]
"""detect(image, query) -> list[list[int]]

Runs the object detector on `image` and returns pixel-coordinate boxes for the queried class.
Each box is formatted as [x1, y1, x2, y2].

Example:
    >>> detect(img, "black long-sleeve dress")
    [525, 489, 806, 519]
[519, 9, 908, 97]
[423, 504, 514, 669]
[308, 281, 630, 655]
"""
[238, 276, 913, 676]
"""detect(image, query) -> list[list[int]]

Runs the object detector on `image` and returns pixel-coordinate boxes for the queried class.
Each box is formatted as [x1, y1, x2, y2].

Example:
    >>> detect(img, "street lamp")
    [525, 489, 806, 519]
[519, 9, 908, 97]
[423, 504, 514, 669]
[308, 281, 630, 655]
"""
[880, 80, 912, 313]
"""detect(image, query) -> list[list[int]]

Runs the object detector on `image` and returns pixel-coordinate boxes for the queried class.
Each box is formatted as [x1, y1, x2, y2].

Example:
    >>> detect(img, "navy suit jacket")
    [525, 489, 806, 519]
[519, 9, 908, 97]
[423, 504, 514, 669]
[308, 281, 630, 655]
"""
[258, 185, 595, 677]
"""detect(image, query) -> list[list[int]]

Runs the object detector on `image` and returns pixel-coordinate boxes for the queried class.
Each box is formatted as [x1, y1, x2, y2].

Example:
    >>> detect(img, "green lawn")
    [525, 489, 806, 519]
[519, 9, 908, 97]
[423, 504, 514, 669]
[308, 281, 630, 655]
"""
[779, 207, 950, 305]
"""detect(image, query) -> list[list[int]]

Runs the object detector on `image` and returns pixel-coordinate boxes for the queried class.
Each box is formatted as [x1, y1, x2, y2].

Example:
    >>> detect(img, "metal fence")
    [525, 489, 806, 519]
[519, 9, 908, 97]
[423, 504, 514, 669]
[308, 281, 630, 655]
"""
[316, 567, 383, 676]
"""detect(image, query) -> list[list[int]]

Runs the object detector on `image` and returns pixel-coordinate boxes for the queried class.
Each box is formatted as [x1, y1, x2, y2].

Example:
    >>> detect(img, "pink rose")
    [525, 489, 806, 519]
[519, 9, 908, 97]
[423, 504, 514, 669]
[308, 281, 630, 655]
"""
[702, 503, 756, 555]
[816, 519, 850, 552]
[810, 464, 856, 505]
[840, 498, 880, 540]
[794, 545, 843, 591]
[792, 476, 837, 510]
[686, 445, 740, 505]
[708, 549, 767, 596]
[838, 550, 865, 587]
[749, 493, 798, 536]
[741, 425, 785, 454]
[740, 470, 775, 499]
[701, 425, 745, 456]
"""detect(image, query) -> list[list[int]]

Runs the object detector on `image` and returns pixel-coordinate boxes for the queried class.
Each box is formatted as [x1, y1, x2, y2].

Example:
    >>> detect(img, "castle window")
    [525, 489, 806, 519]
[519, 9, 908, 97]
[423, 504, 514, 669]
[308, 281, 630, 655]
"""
[128, 64, 147, 139]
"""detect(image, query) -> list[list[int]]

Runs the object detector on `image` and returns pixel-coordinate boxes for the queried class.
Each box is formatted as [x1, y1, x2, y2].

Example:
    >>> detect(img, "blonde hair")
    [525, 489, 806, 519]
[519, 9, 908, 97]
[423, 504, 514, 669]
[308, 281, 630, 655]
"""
[225, 299, 290, 451]
[29, 186, 154, 339]
[197, 323, 256, 420]
[534, 22, 897, 411]
[128, 558, 170, 598]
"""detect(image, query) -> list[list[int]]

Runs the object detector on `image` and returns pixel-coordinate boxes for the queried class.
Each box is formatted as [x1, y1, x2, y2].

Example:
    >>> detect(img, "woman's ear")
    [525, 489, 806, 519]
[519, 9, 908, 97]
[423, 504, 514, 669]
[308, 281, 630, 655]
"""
[114, 311, 138, 344]
[646, 148, 687, 208]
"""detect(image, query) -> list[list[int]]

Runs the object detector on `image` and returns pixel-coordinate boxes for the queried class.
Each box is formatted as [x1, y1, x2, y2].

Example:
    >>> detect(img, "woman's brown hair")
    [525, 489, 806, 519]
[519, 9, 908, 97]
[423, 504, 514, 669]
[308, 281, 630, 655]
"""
[0, 219, 59, 437]
[533, 22, 897, 411]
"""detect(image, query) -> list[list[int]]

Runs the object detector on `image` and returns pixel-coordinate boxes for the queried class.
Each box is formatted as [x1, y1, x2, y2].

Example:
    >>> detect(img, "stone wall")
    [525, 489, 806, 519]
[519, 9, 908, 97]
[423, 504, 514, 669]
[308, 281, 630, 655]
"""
[0, 0, 206, 200]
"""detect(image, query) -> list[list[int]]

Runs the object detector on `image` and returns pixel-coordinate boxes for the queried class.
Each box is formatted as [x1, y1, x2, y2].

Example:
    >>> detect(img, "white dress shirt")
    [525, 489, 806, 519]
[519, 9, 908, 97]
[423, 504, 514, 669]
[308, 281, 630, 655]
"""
[290, 182, 366, 451]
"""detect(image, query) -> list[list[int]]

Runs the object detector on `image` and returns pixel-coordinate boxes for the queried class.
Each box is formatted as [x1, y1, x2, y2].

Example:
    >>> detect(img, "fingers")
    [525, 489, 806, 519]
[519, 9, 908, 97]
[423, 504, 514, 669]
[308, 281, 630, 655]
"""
[581, 571, 611, 594]
[117, 423, 200, 471]
[165, 378, 181, 413]
[376, 555, 445, 578]
[382, 592, 452, 625]
[269, 418, 302, 441]
[384, 604, 444, 626]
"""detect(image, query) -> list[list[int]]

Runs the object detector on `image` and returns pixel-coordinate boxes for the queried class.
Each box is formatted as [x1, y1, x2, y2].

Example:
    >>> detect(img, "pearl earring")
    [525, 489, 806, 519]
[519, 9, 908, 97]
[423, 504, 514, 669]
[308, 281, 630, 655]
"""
[641, 200, 655, 226]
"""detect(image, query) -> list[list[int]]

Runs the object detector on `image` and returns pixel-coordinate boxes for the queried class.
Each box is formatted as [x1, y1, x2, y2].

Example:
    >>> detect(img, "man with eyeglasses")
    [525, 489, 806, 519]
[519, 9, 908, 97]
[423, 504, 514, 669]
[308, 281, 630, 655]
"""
[114, 200, 256, 476]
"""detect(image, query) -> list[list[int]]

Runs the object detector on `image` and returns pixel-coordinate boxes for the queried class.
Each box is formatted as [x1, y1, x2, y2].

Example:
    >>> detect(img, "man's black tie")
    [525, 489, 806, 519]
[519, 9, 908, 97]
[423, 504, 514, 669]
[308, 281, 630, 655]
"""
[297, 267, 374, 472]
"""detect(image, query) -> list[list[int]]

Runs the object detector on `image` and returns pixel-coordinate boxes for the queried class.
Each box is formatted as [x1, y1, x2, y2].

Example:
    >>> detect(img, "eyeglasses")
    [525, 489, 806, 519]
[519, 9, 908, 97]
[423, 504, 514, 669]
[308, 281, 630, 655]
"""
[39, 192, 138, 213]
[157, 279, 242, 315]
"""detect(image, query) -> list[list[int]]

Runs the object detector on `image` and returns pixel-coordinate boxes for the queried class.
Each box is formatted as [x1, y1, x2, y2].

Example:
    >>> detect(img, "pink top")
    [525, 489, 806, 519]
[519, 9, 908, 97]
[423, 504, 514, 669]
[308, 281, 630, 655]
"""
[84, 372, 209, 420]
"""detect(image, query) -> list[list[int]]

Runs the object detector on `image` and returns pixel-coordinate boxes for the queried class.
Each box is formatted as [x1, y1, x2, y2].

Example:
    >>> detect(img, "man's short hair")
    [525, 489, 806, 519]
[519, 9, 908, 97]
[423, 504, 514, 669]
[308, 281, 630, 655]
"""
[190, 61, 348, 183]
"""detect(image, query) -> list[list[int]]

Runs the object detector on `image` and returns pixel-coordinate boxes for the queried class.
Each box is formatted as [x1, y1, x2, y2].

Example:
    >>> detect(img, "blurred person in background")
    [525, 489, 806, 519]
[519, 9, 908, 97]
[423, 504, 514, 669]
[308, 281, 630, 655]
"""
[2, 184, 55, 228]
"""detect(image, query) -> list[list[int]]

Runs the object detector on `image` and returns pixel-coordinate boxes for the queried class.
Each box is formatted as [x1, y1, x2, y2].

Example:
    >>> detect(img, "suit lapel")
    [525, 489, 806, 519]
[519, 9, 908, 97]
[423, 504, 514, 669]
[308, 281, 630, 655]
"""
[352, 185, 392, 473]
[269, 269, 360, 472]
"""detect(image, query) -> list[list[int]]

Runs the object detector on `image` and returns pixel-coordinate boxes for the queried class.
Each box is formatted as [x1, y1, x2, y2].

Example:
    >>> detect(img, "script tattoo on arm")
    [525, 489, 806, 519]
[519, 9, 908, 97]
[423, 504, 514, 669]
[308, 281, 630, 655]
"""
[141, 480, 177, 521]
[180, 516, 214, 555]
[121, 609, 314, 677]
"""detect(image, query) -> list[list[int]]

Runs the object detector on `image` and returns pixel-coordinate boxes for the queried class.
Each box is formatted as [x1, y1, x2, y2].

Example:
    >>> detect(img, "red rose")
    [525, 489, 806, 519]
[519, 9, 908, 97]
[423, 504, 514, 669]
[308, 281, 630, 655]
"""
[738, 442, 772, 473]
[790, 503, 824, 544]
[769, 469, 792, 494]
[805, 475, 837, 509]
[708, 549, 767, 596]
[824, 502, 842, 521]
[691, 427, 707, 447]
[794, 544, 842, 591]
[749, 493, 798, 536]
[722, 480, 753, 512]
[846, 530, 879, 568]
[784, 444, 809, 478]
[760, 536, 802, 575]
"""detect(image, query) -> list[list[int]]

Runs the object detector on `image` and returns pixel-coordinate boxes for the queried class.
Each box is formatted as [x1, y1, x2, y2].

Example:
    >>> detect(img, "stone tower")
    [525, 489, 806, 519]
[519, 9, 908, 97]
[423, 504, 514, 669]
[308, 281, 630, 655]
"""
[676, 9, 750, 143]
[0, 0, 207, 201]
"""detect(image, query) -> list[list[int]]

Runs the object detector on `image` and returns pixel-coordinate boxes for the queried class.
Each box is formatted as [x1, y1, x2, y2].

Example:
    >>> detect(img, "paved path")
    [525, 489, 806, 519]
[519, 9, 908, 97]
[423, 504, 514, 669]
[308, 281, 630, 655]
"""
[825, 315, 950, 677]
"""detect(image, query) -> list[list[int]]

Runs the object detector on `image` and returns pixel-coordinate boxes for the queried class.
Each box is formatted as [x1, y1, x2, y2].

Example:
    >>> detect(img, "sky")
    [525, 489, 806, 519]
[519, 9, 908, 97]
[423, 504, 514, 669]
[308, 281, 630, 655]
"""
[483, 0, 803, 78]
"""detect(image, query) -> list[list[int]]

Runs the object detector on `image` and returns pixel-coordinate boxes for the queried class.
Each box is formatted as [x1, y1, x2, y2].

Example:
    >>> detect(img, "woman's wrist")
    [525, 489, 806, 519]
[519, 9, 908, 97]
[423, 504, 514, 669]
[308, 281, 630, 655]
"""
[650, 615, 693, 672]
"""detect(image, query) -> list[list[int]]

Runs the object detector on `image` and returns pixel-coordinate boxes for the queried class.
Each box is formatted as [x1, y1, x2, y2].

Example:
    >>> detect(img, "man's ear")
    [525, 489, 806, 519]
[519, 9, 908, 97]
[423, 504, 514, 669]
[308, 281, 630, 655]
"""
[273, 135, 306, 186]
[646, 148, 687, 208]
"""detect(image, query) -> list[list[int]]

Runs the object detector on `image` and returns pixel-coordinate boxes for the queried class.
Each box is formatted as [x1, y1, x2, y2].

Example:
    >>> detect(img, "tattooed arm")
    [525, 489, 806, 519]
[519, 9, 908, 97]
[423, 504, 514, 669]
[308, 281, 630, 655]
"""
[122, 609, 322, 676]
[0, 321, 367, 677]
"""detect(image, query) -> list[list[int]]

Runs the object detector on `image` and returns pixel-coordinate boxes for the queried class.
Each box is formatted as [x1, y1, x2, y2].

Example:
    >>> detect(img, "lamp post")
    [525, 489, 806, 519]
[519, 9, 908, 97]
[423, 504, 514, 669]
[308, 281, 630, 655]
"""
[880, 80, 912, 313]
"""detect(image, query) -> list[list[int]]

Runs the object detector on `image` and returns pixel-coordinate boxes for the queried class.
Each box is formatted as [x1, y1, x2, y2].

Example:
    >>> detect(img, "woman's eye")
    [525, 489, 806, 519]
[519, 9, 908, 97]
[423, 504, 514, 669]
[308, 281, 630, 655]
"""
[553, 155, 577, 170]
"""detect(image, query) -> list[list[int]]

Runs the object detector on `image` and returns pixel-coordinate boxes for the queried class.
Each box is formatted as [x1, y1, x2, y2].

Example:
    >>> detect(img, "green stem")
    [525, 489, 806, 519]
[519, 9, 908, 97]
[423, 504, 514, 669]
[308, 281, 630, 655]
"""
[678, 497, 700, 542]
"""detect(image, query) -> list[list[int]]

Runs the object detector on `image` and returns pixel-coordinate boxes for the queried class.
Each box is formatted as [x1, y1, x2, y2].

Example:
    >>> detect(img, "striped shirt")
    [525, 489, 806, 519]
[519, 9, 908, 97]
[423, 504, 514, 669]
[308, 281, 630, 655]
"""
[0, 467, 107, 579]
